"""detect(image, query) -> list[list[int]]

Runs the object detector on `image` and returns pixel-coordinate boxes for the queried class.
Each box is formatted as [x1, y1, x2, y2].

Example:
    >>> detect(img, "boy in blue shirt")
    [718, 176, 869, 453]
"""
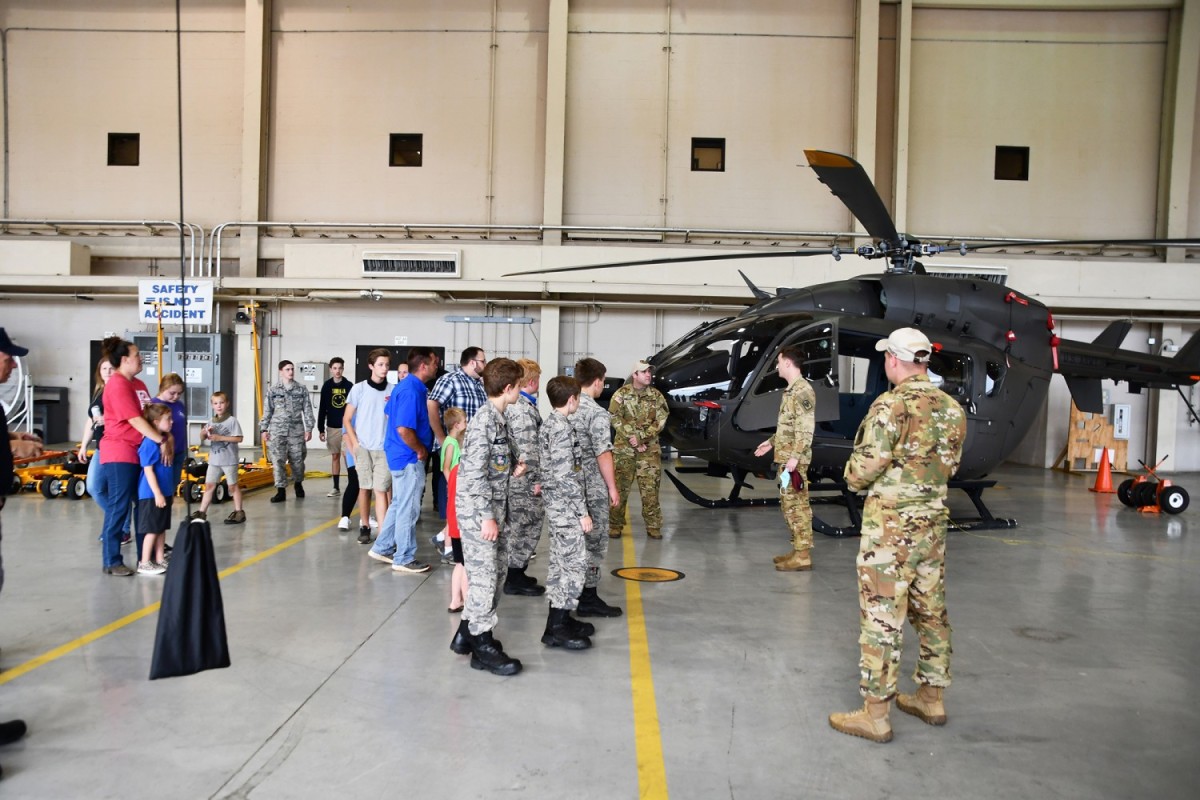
[137, 404, 176, 575]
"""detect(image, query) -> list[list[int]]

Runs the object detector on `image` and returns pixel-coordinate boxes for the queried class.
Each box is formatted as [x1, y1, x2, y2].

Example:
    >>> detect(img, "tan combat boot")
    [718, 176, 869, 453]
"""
[775, 549, 812, 571]
[647, 529, 662, 539]
[896, 685, 947, 725]
[772, 550, 795, 564]
[829, 699, 893, 743]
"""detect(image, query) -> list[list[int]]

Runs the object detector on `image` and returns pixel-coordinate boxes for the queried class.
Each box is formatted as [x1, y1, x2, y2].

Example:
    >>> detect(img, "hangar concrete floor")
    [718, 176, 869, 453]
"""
[0, 463, 1196, 799]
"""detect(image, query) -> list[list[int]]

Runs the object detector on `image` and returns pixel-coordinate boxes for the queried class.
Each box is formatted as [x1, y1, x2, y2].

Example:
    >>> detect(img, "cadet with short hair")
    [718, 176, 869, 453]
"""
[449, 358, 527, 676]
[754, 345, 817, 571]
[570, 358, 622, 618]
[537, 376, 593, 650]
[343, 348, 392, 544]
[261, 360, 314, 503]
[503, 358, 546, 596]
[829, 327, 967, 744]
[317, 356, 350, 496]
[609, 360, 668, 539]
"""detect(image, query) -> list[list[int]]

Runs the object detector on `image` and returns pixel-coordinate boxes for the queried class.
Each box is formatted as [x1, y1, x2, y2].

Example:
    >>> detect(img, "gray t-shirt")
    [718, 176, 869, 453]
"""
[207, 415, 244, 467]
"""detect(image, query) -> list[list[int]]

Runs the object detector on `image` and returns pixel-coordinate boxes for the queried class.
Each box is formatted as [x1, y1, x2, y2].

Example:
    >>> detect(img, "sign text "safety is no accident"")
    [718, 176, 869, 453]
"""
[137, 279, 214, 326]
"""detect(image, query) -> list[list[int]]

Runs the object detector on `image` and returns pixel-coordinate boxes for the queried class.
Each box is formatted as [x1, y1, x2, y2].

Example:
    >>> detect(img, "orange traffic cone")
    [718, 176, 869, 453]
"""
[1090, 447, 1116, 493]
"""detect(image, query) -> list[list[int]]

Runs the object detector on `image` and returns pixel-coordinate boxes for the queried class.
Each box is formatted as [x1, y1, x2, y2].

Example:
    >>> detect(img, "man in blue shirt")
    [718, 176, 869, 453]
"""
[369, 347, 439, 573]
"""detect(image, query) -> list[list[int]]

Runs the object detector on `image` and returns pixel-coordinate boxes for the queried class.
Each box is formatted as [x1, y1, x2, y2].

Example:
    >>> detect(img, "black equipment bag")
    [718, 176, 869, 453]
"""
[149, 518, 231, 679]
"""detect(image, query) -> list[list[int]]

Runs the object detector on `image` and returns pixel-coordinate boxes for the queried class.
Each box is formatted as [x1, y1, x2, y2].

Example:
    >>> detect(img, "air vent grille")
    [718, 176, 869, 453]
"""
[362, 250, 460, 278]
[923, 263, 1008, 285]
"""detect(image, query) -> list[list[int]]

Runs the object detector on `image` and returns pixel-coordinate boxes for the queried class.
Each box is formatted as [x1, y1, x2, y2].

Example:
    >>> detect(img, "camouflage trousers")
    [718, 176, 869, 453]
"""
[544, 503, 587, 610]
[506, 476, 544, 569]
[611, 447, 662, 535]
[855, 496, 952, 701]
[780, 481, 812, 551]
[461, 520, 509, 636]
[583, 475, 610, 587]
[270, 432, 307, 488]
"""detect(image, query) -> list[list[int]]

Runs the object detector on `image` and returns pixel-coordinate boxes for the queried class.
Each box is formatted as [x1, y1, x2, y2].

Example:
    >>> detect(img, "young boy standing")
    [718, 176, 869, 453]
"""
[570, 358, 622, 618]
[450, 358, 526, 676]
[502, 358, 545, 597]
[136, 404, 175, 575]
[537, 376, 594, 650]
[197, 391, 246, 525]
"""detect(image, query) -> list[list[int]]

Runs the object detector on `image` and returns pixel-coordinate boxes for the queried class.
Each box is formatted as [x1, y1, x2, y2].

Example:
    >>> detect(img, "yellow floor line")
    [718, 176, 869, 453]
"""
[621, 530, 669, 799]
[0, 518, 337, 686]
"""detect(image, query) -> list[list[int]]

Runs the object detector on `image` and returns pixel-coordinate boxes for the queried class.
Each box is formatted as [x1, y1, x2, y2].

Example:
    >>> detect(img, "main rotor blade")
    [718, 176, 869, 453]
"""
[804, 150, 899, 243]
[502, 248, 834, 277]
[963, 238, 1200, 252]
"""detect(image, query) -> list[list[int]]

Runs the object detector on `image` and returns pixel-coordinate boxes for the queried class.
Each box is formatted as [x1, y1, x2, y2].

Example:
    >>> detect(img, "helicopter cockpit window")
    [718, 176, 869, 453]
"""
[927, 350, 971, 400]
[985, 361, 1004, 396]
[754, 327, 834, 396]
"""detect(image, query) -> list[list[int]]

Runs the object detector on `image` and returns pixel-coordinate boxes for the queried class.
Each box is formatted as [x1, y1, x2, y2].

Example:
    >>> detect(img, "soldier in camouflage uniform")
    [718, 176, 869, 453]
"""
[754, 345, 817, 571]
[609, 360, 669, 539]
[449, 358, 527, 676]
[503, 358, 546, 597]
[570, 358, 623, 618]
[829, 328, 967, 744]
[536, 376, 594, 650]
[260, 360, 315, 502]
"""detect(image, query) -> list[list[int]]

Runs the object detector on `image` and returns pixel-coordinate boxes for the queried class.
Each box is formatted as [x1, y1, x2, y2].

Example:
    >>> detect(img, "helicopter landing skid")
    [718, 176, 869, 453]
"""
[663, 468, 779, 508]
[947, 480, 1019, 531]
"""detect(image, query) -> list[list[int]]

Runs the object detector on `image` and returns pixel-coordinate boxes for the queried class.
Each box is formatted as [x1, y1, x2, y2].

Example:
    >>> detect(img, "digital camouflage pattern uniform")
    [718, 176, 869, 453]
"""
[844, 373, 967, 701]
[456, 402, 517, 636]
[504, 394, 543, 570]
[771, 377, 817, 551]
[569, 393, 612, 588]
[538, 411, 588, 610]
[609, 383, 668, 536]
[261, 381, 315, 488]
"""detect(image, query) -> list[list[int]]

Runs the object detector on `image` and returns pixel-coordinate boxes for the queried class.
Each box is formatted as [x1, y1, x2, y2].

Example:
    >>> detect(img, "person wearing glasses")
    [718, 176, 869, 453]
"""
[427, 347, 488, 535]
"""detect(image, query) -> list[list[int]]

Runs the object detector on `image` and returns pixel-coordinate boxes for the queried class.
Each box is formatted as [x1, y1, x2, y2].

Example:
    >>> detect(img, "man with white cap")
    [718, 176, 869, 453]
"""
[609, 360, 668, 539]
[0, 328, 41, 773]
[829, 327, 967, 744]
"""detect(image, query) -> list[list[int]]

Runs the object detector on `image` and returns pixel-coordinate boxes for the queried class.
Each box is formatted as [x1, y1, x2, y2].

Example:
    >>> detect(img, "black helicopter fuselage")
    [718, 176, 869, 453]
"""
[650, 273, 1059, 481]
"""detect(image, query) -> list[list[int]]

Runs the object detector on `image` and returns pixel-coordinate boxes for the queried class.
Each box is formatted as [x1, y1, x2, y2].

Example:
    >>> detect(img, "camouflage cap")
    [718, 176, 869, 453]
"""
[876, 327, 933, 364]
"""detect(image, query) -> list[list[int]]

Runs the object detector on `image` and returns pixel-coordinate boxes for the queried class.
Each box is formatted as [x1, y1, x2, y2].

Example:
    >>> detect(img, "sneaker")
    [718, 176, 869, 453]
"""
[391, 560, 432, 574]
[224, 510, 246, 525]
[190, 510, 207, 521]
[120, 533, 132, 546]
[155, 561, 169, 571]
[137, 561, 166, 575]
[357, 526, 372, 545]
[103, 564, 135, 577]
[440, 551, 454, 566]
[429, 535, 442, 550]
[337, 516, 351, 531]
[370, 517, 379, 529]
[367, 549, 394, 565]
[327, 488, 341, 497]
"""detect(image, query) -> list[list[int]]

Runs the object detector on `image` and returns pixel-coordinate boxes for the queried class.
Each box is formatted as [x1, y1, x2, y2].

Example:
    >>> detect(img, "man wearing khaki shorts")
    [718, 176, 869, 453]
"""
[344, 349, 393, 545]
[318, 357, 350, 497]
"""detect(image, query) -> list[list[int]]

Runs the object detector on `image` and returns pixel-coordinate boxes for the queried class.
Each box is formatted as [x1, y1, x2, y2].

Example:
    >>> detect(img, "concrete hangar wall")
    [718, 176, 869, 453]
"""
[2, 1, 1200, 469]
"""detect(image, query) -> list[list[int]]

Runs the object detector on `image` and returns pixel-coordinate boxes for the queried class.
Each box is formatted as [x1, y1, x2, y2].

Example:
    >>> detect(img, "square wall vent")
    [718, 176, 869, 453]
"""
[362, 250, 460, 278]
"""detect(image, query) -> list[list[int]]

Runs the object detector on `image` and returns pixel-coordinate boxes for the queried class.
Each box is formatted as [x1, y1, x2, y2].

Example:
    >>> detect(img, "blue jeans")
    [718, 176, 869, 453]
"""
[100, 462, 139, 568]
[85, 448, 104, 501]
[370, 463, 424, 566]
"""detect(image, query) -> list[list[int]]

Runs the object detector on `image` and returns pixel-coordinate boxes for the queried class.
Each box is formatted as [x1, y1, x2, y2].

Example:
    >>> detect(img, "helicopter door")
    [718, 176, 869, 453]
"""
[733, 320, 839, 432]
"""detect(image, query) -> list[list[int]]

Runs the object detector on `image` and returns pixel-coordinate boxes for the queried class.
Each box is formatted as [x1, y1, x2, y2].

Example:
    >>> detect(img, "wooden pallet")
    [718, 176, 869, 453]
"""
[1053, 402, 1127, 472]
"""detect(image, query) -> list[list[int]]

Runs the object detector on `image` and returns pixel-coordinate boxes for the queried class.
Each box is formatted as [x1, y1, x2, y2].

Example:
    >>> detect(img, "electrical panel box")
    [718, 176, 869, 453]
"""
[127, 332, 235, 422]
[299, 361, 328, 395]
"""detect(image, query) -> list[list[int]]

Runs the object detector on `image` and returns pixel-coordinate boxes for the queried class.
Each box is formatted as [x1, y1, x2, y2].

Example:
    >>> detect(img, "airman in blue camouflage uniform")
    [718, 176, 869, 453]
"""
[503, 358, 546, 597]
[570, 358, 622, 618]
[450, 358, 527, 676]
[537, 376, 594, 650]
[755, 346, 817, 570]
[609, 360, 669, 539]
[260, 360, 315, 502]
[829, 328, 967, 743]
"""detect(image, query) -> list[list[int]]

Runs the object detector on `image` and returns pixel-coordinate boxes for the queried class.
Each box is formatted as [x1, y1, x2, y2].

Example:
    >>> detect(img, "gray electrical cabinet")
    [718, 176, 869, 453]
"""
[128, 333, 235, 422]
[299, 361, 328, 396]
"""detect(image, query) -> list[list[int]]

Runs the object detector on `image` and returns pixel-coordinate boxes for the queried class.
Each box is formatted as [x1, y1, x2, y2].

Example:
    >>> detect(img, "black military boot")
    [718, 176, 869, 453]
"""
[576, 586, 623, 617]
[564, 612, 595, 637]
[541, 607, 592, 650]
[503, 567, 545, 596]
[294, 482, 305, 499]
[449, 619, 473, 655]
[469, 631, 522, 676]
[269, 487, 287, 503]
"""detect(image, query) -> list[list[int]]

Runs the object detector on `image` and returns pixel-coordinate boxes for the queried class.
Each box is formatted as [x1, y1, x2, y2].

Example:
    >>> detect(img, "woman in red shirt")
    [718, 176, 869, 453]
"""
[99, 337, 169, 576]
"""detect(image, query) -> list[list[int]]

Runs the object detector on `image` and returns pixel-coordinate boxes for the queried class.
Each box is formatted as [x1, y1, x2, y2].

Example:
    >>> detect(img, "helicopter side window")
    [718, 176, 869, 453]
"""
[985, 360, 1004, 396]
[927, 351, 971, 400]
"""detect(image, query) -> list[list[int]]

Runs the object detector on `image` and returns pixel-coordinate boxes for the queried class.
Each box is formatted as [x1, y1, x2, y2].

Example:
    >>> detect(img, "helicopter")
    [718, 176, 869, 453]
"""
[509, 151, 1200, 535]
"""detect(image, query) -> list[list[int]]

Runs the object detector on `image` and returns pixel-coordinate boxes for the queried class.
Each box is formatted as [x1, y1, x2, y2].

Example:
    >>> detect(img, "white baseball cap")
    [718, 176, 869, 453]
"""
[875, 327, 934, 364]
